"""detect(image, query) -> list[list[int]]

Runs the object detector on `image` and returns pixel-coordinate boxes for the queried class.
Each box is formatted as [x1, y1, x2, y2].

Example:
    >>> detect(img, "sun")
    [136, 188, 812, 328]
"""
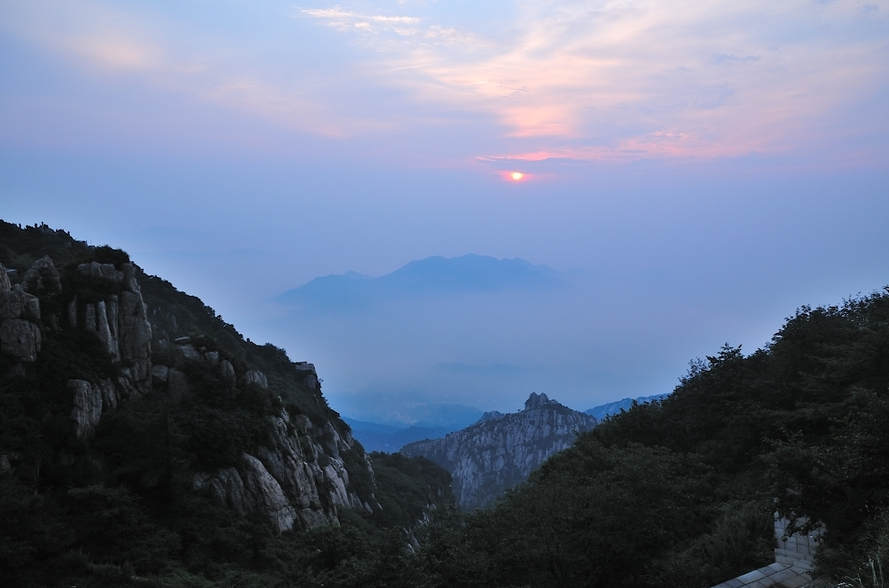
[510, 172, 524, 181]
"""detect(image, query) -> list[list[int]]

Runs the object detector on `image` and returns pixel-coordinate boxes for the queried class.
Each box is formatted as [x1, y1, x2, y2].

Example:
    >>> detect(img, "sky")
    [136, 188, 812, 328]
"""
[1, 0, 888, 422]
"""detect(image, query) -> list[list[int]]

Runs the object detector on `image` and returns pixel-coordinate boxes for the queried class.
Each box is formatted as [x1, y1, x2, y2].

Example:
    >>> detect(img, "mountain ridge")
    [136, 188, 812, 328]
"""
[584, 393, 670, 420]
[401, 392, 598, 509]
[274, 253, 567, 309]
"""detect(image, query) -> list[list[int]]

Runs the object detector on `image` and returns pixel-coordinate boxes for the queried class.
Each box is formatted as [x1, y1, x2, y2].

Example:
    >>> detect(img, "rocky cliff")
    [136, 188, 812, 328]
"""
[0, 231, 376, 533]
[401, 392, 598, 510]
[157, 338, 374, 531]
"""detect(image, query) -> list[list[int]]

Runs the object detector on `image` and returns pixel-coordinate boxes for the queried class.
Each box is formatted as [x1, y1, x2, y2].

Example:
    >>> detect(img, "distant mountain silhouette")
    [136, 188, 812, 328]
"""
[274, 254, 566, 309]
[343, 406, 483, 453]
[584, 393, 669, 420]
[402, 393, 598, 510]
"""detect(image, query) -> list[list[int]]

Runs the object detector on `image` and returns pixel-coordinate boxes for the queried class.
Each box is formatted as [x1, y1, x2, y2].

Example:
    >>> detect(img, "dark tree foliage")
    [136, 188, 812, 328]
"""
[3, 220, 889, 587]
[362, 452, 454, 532]
[412, 290, 889, 588]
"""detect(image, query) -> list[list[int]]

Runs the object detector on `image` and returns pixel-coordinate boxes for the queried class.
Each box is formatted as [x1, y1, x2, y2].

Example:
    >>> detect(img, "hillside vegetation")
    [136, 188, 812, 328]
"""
[417, 291, 889, 587]
[1, 221, 887, 588]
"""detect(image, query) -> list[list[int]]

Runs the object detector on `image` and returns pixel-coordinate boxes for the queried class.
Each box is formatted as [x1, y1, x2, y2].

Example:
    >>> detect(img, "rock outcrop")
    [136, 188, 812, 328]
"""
[402, 393, 597, 510]
[55, 260, 153, 438]
[194, 406, 372, 531]
[0, 263, 42, 362]
[68, 261, 153, 397]
[155, 338, 375, 531]
[68, 379, 116, 439]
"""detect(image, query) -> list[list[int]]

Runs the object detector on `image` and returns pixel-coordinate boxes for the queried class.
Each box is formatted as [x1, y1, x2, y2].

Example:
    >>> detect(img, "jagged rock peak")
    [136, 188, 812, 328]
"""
[478, 410, 504, 423]
[524, 392, 558, 410]
[403, 394, 598, 510]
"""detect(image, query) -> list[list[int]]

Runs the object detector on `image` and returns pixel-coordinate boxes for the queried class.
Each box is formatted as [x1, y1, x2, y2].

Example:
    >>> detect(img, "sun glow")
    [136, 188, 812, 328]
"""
[501, 170, 530, 182]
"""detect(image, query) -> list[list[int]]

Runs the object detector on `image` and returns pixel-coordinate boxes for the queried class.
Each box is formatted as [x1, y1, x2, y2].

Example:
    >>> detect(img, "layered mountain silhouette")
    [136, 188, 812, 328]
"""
[274, 254, 567, 310]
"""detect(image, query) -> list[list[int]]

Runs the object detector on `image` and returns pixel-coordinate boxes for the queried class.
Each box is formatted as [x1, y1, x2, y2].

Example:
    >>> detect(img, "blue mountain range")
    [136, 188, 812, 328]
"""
[583, 393, 670, 420]
[274, 254, 566, 309]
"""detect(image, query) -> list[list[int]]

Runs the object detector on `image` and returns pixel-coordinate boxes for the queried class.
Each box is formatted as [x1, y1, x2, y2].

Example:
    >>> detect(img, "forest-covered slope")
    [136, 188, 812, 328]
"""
[1, 221, 887, 588]
[416, 293, 889, 587]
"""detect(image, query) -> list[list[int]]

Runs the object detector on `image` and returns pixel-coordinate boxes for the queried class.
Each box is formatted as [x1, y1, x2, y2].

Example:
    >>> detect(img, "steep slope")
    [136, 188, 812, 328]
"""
[401, 392, 597, 509]
[0, 222, 376, 533]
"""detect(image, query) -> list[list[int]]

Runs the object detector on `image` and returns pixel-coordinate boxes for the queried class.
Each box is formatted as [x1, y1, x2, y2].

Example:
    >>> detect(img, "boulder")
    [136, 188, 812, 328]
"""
[246, 370, 269, 388]
[23, 256, 61, 294]
[171, 343, 201, 367]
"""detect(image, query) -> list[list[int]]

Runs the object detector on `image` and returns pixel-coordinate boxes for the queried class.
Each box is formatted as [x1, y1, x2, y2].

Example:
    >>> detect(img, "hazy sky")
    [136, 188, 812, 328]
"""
[2, 0, 887, 420]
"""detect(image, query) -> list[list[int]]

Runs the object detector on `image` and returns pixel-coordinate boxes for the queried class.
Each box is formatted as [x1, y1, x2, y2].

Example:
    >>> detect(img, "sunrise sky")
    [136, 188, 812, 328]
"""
[2, 0, 887, 419]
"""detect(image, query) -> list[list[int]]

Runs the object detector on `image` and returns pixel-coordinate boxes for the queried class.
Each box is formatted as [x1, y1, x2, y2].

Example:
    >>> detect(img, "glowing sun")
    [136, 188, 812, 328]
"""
[510, 172, 524, 181]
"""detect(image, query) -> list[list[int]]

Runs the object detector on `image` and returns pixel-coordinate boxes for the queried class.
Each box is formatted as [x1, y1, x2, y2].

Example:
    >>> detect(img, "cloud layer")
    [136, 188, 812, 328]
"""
[2, 0, 886, 166]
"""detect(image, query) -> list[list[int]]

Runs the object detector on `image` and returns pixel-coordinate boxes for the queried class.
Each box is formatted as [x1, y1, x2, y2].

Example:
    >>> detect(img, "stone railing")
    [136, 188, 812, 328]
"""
[710, 516, 821, 588]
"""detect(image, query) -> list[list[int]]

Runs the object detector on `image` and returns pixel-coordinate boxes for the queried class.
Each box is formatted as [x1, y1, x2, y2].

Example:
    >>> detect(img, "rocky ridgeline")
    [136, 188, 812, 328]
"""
[401, 392, 598, 510]
[0, 255, 374, 532]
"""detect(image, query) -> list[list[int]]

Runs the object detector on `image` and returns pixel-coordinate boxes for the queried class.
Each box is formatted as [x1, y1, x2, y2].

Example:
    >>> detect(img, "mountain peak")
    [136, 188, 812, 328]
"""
[524, 391, 558, 410]
[274, 254, 565, 309]
[402, 395, 597, 509]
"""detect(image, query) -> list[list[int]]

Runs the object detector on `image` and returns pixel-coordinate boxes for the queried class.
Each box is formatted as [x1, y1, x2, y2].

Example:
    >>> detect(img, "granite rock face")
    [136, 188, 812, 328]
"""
[194, 406, 372, 531]
[68, 261, 153, 396]
[0, 263, 42, 362]
[194, 455, 301, 533]
[154, 339, 374, 531]
[402, 393, 598, 510]
[68, 379, 118, 439]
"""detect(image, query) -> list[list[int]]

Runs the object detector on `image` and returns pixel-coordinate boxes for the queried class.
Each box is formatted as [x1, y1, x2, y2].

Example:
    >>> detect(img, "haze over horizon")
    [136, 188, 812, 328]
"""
[2, 0, 887, 421]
